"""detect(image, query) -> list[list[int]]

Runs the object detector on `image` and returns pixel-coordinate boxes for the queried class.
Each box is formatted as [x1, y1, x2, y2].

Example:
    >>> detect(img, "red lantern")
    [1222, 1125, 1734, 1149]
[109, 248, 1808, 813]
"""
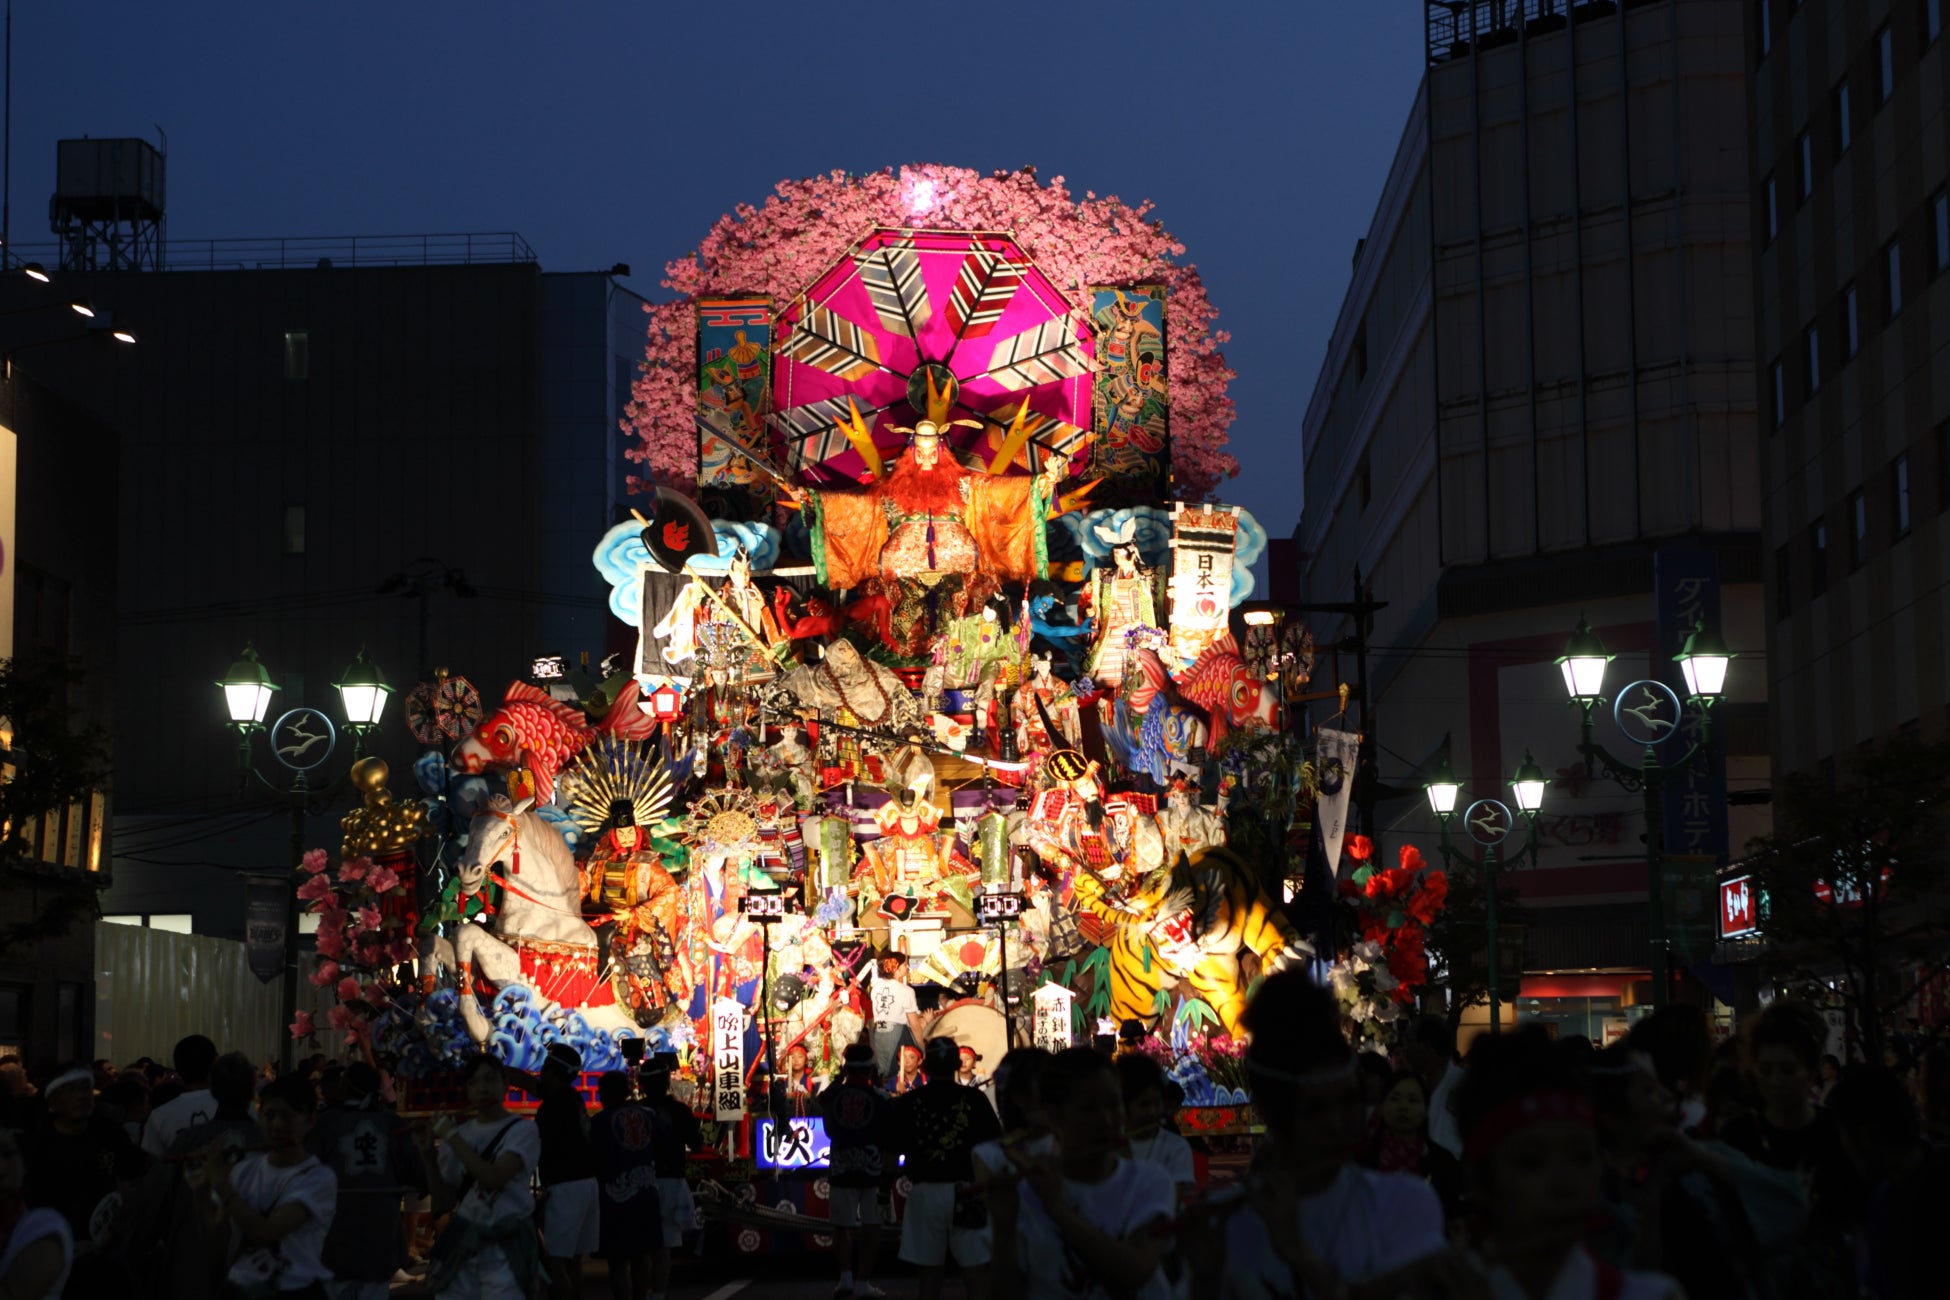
[651, 683, 682, 720]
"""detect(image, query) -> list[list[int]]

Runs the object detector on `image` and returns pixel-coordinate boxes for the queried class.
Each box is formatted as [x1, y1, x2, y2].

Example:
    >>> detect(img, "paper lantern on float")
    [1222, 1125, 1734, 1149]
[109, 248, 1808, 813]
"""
[816, 813, 855, 890]
[976, 808, 1011, 887]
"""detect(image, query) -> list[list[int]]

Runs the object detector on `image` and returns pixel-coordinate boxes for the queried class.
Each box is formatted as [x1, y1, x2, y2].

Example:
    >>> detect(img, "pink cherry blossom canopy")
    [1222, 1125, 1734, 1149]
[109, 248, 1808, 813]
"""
[768, 227, 1095, 483]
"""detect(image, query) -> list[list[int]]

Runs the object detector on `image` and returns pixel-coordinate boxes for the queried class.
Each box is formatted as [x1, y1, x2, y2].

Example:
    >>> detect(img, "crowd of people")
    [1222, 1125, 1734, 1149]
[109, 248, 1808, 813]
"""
[0, 1036, 703, 1300]
[784, 984, 1950, 1300]
[0, 985, 1940, 1299]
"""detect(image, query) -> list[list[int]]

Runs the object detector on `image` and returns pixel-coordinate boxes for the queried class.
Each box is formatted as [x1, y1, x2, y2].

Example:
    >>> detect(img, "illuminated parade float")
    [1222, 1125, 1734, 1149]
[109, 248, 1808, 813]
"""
[292, 167, 1448, 1234]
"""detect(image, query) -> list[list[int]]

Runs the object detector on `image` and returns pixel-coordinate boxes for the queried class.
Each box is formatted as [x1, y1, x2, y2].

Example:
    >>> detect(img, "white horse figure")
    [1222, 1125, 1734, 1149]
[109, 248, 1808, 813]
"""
[450, 796, 638, 1045]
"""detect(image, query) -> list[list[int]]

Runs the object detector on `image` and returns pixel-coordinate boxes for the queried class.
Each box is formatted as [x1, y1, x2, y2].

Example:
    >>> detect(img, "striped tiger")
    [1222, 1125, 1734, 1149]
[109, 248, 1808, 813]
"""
[1070, 845, 1311, 1038]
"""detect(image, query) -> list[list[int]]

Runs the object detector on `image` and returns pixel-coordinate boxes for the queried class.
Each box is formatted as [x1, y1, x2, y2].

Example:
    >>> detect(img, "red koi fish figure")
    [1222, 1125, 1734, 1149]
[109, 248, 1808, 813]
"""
[1173, 633, 1281, 746]
[453, 680, 656, 803]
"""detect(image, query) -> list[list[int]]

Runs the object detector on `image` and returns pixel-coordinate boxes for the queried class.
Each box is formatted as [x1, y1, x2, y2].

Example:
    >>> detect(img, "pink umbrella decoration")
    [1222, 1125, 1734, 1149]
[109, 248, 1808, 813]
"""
[768, 228, 1097, 484]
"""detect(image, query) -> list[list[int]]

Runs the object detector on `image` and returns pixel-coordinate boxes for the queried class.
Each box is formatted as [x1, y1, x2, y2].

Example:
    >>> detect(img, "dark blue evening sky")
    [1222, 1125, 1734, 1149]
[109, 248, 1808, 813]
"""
[9, 2, 1424, 544]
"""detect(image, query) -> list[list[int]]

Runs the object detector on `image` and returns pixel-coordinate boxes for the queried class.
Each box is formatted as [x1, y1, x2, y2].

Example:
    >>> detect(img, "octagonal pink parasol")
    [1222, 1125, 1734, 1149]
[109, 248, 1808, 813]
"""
[768, 228, 1096, 484]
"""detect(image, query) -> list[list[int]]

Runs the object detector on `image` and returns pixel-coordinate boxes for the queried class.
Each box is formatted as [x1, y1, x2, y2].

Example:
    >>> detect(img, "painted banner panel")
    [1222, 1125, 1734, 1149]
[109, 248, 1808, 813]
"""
[1087, 286, 1169, 504]
[1168, 504, 1237, 669]
[696, 296, 775, 507]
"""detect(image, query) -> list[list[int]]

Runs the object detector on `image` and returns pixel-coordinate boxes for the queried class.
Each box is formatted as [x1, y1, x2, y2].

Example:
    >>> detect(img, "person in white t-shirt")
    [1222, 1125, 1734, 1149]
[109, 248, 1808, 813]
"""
[142, 1033, 219, 1157]
[200, 1071, 338, 1296]
[1116, 1055, 1196, 1203]
[416, 1054, 546, 1300]
[987, 1047, 1174, 1300]
[869, 950, 921, 1080]
[1187, 971, 1457, 1300]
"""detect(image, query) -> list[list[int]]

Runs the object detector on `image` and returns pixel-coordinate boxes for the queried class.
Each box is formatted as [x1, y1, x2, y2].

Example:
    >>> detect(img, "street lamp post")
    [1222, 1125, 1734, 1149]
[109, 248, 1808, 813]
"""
[1554, 617, 1731, 1008]
[217, 643, 392, 1067]
[1425, 753, 1543, 1034]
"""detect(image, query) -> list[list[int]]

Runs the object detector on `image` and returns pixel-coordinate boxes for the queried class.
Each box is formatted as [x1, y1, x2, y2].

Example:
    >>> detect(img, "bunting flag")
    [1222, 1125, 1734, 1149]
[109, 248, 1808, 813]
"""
[1087, 285, 1171, 505]
[777, 305, 883, 381]
[695, 297, 775, 493]
[1167, 504, 1238, 669]
[856, 237, 932, 338]
[985, 319, 1090, 391]
[945, 248, 1024, 341]
[1314, 728, 1361, 878]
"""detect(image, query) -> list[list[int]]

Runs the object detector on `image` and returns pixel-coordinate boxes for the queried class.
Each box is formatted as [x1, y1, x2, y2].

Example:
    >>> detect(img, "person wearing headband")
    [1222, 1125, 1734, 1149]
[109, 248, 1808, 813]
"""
[1453, 1031, 1682, 1300]
[1190, 970, 1449, 1300]
[22, 1061, 139, 1293]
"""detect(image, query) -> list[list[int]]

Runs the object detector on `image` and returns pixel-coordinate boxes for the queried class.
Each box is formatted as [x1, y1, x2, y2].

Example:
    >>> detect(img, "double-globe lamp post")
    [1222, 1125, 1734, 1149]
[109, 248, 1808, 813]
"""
[1421, 617, 1731, 1029]
[1423, 750, 1546, 1035]
[217, 645, 393, 1067]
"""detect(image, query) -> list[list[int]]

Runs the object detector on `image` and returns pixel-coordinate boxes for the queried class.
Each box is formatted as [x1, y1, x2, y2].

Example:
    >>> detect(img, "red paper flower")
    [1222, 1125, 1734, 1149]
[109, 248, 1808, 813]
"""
[1346, 835, 1374, 864]
[1397, 844, 1425, 873]
[308, 960, 341, 989]
[289, 1011, 315, 1040]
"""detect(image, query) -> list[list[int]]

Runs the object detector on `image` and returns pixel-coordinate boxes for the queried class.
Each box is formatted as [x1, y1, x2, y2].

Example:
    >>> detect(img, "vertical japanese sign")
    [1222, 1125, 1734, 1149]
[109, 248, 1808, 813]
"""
[1086, 286, 1170, 504]
[695, 297, 774, 501]
[1654, 547, 1730, 866]
[711, 997, 746, 1120]
[1167, 504, 1238, 670]
[1032, 983, 1075, 1053]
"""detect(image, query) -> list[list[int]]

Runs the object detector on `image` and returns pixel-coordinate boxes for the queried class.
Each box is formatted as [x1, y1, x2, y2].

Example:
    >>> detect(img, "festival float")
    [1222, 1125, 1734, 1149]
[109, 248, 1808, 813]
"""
[293, 164, 1447, 1249]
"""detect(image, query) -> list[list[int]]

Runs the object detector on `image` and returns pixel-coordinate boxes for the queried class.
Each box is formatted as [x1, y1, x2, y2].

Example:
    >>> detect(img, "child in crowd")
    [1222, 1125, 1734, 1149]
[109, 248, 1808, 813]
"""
[986, 1048, 1174, 1300]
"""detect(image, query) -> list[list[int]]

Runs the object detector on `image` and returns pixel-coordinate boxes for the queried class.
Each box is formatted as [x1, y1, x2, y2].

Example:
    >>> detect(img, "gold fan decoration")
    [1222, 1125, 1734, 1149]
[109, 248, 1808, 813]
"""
[562, 735, 677, 835]
[684, 788, 764, 859]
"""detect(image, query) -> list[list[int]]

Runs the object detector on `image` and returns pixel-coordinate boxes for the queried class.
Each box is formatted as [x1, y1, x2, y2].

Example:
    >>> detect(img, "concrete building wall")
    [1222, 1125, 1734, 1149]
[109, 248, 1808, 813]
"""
[1297, 0, 1766, 984]
[1753, 0, 1950, 774]
[0, 256, 638, 939]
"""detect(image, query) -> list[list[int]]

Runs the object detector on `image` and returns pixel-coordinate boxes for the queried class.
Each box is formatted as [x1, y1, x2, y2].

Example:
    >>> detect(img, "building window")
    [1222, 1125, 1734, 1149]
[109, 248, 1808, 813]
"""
[1835, 81, 1853, 154]
[1351, 318, 1369, 385]
[281, 505, 306, 556]
[1806, 324, 1821, 394]
[1764, 175, 1779, 242]
[1759, 0, 1772, 59]
[1928, 0, 1942, 47]
[1886, 239, 1904, 317]
[1798, 130, 1814, 199]
[1356, 451, 1372, 510]
[1771, 358, 1786, 427]
[1879, 25, 1896, 104]
[1850, 490, 1868, 567]
[1843, 284, 1860, 359]
[1935, 191, 1949, 273]
[1810, 518, 1827, 594]
[1776, 542, 1793, 617]
[283, 330, 309, 381]
[1893, 454, 1912, 538]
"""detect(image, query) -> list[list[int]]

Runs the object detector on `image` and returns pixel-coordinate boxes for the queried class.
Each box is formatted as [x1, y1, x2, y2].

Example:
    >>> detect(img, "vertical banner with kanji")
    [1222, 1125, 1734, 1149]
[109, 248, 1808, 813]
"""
[1032, 984, 1075, 1053]
[711, 997, 746, 1120]
[696, 297, 774, 507]
[1167, 503, 1238, 669]
[1654, 547, 1729, 866]
[1086, 286, 1170, 504]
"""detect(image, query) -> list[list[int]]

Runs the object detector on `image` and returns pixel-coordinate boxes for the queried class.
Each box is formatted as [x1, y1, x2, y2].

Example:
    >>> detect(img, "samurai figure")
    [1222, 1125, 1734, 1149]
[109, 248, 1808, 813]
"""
[1081, 520, 1161, 688]
[583, 798, 688, 1022]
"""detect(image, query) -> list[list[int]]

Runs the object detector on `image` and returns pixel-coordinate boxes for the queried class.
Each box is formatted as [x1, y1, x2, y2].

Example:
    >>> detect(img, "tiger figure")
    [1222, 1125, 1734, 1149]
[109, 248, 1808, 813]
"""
[1069, 844, 1310, 1038]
